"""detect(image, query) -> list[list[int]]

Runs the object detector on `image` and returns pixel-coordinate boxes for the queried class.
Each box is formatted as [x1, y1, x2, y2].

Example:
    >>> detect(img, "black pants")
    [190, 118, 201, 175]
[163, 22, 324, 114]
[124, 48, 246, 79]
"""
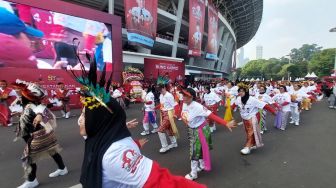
[23, 136, 66, 181]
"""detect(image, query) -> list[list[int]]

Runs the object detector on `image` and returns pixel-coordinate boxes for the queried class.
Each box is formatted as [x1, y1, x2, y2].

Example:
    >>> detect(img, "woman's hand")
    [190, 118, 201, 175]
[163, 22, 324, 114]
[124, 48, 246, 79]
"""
[138, 138, 149, 148]
[226, 120, 237, 132]
[126, 119, 138, 129]
[33, 114, 43, 126]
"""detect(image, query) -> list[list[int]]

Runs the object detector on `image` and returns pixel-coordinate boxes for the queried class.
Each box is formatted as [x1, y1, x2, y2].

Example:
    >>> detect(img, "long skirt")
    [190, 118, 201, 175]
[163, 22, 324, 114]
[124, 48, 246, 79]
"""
[143, 111, 156, 124]
[243, 116, 264, 148]
[206, 104, 218, 126]
[189, 122, 212, 171]
[159, 110, 178, 136]
[22, 128, 62, 177]
[258, 109, 267, 131]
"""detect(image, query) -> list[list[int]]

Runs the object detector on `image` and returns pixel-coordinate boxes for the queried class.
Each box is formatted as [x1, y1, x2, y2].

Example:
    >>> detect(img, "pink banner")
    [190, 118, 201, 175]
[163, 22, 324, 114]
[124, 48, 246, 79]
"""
[206, 2, 218, 60]
[188, 0, 206, 56]
[124, 0, 158, 48]
[144, 59, 185, 83]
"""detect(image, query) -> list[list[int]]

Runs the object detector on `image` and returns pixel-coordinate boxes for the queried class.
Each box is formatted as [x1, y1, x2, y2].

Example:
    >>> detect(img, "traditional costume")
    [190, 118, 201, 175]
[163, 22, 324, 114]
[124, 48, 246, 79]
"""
[157, 87, 179, 153]
[0, 83, 17, 126]
[52, 84, 71, 118]
[255, 90, 274, 134]
[181, 88, 234, 180]
[14, 80, 67, 188]
[233, 83, 276, 155]
[140, 88, 158, 136]
[203, 87, 221, 132]
[71, 55, 206, 188]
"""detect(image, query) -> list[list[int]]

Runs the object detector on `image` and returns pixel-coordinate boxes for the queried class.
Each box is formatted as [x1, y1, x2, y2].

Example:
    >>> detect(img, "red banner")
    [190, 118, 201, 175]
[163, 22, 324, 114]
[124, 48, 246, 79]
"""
[124, 0, 158, 48]
[206, 3, 218, 60]
[188, 0, 206, 56]
[0, 68, 82, 108]
[144, 59, 185, 83]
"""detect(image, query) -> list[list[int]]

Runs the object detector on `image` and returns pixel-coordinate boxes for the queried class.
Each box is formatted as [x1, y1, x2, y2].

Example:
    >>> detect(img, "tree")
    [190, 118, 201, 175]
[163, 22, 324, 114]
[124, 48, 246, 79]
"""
[240, 60, 264, 78]
[308, 48, 335, 77]
[289, 44, 322, 63]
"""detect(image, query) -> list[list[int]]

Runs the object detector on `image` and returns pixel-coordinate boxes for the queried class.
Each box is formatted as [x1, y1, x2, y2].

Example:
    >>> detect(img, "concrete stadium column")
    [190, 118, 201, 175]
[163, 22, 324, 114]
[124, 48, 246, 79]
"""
[171, 0, 185, 57]
[222, 41, 234, 71]
[218, 38, 232, 71]
[189, 57, 195, 66]
[216, 33, 229, 70]
[108, 0, 114, 14]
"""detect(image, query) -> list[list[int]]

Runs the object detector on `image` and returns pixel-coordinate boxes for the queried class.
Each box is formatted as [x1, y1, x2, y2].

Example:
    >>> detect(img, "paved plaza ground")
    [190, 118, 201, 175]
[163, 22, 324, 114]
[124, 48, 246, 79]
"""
[0, 100, 335, 188]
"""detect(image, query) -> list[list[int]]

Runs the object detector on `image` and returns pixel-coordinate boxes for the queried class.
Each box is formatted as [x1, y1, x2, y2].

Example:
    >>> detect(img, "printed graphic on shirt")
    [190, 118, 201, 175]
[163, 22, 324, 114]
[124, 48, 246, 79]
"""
[121, 149, 144, 174]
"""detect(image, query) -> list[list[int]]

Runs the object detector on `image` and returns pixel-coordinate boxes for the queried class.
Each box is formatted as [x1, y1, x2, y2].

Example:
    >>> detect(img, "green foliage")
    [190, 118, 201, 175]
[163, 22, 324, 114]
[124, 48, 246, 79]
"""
[308, 48, 335, 77]
[289, 44, 322, 63]
[239, 44, 326, 80]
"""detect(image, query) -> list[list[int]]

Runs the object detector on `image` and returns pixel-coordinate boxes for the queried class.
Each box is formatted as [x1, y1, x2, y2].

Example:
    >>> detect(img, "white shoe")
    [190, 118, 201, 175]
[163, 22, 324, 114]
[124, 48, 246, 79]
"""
[168, 136, 178, 149]
[49, 167, 68, 178]
[260, 131, 264, 134]
[240, 147, 251, 155]
[289, 121, 295, 124]
[168, 142, 178, 149]
[295, 122, 299, 126]
[151, 128, 158, 134]
[279, 128, 285, 131]
[185, 173, 198, 180]
[17, 179, 39, 188]
[159, 146, 170, 153]
[65, 112, 70, 119]
[329, 106, 334, 109]
[178, 118, 182, 121]
[140, 130, 150, 136]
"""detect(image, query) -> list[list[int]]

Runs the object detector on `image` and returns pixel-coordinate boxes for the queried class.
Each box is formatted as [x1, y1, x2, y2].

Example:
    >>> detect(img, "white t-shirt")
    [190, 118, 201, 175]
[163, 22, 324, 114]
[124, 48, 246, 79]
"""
[255, 93, 274, 104]
[272, 92, 291, 112]
[144, 92, 155, 111]
[289, 90, 306, 107]
[203, 91, 221, 106]
[102, 137, 152, 188]
[159, 92, 175, 111]
[235, 96, 266, 120]
[181, 101, 212, 128]
[286, 85, 294, 93]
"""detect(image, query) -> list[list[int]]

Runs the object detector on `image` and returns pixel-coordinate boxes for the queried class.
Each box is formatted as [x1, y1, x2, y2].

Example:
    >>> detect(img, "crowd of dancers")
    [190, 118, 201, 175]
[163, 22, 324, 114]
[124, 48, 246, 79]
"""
[0, 76, 334, 188]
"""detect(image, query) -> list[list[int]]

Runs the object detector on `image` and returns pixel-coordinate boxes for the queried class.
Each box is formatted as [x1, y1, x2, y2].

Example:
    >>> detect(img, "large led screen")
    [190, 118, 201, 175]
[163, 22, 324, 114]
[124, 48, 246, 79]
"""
[0, 0, 113, 71]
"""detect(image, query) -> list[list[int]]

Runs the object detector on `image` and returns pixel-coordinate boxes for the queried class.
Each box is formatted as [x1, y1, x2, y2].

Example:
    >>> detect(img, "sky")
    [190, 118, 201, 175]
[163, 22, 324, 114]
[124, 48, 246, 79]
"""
[242, 0, 336, 60]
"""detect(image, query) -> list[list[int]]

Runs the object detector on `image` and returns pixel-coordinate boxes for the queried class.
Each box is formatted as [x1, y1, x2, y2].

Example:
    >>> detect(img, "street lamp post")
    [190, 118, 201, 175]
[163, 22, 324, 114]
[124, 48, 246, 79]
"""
[330, 27, 336, 75]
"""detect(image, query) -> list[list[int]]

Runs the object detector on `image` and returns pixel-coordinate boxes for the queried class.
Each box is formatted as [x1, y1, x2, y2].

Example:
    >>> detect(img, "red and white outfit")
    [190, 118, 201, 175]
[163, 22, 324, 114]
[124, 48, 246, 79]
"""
[233, 96, 275, 154]
[52, 89, 71, 118]
[203, 91, 221, 131]
[157, 92, 178, 153]
[102, 137, 206, 188]
[0, 87, 17, 126]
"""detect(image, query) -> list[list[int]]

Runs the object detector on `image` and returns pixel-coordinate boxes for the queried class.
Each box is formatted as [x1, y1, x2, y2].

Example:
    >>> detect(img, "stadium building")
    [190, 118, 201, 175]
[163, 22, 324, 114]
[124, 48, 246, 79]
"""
[61, 0, 263, 80]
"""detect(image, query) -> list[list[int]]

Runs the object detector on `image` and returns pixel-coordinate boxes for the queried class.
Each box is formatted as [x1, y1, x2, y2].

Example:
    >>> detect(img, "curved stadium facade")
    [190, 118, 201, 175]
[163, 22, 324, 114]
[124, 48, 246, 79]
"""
[62, 0, 263, 79]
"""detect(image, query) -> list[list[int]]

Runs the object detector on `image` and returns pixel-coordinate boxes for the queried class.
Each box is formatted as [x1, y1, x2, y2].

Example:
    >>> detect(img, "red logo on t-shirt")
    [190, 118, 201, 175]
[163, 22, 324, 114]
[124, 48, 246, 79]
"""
[121, 149, 143, 174]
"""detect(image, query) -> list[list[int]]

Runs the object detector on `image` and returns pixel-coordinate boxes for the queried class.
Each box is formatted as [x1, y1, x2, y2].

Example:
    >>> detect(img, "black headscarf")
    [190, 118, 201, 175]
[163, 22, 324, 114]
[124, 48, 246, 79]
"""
[80, 98, 131, 188]
[69, 41, 131, 188]
[239, 87, 250, 105]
